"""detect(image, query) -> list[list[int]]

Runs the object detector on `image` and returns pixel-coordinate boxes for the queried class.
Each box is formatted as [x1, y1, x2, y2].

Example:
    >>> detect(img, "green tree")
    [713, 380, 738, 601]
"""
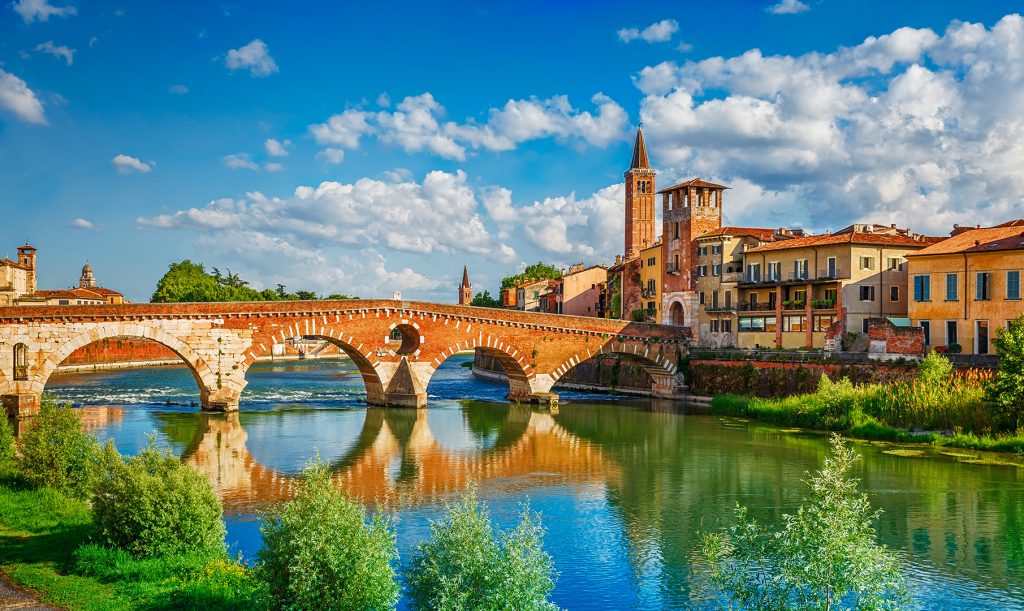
[91, 438, 226, 557]
[470, 290, 501, 308]
[700, 434, 907, 610]
[151, 260, 265, 303]
[294, 290, 318, 300]
[0, 412, 15, 476]
[258, 459, 399, 611]
[499, 262, 562, 292]
[406, 485, 557, 611]
[918, 351, 953, 388]
[988, 314, 1024, 430]
[17, 399, 102, 498]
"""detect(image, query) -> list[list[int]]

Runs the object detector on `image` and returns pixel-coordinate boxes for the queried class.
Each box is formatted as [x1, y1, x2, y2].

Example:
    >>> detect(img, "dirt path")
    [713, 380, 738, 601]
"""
[0, 572, 57, 610]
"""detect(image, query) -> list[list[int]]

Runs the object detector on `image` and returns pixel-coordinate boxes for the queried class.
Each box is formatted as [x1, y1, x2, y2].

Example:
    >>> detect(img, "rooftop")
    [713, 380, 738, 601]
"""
[746, 231, 939, 254]
[907, 220, 1024, 256]
[657, 178, 728, 193]
[697, 226, 777, 242]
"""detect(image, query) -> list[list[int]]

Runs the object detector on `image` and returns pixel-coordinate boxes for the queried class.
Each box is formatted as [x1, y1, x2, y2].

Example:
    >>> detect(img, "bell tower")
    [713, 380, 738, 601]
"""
[624, 127, 656, 260]
[17, 244, 36, 294]
[458, 265, 472, 305]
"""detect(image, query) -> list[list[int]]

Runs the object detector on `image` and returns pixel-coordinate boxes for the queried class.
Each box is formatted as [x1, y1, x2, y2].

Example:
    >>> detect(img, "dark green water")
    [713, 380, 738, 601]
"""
[47, 355, 1024, 609]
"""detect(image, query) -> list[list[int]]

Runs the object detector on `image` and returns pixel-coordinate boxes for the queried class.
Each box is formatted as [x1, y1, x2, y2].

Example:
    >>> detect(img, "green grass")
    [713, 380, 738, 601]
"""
[0, 480, 267, 610]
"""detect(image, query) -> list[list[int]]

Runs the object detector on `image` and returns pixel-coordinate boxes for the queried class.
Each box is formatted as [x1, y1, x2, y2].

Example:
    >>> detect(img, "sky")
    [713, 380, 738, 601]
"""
[2, 0, 1023, 303]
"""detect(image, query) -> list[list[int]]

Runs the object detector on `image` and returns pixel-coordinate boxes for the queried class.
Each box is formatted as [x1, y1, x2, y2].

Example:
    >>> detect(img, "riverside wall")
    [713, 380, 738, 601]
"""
[472, 348, 657, 396]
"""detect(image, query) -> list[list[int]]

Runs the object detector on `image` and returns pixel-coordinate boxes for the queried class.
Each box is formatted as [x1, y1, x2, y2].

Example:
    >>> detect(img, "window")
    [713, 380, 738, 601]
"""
[712, 245, 722, 255]
[826, 257, 837, 278]
[725, 291, 732, 308]
[890, 286, 899, 302]
[712, 264, 721, 276]
[647, 301, 656, 313]
[946, 321, 958, 347]
[673, 223, 680, 239]
[784, 315, 807, 332]
[945, 273, 958, 301]
[768, 261, 781, 281]
[747, 263, 761, 282]
[824, 288, 837, 303]
[13, 343, 28, 380]
[738, 316, 777, 332]
[647, 279, 656, 294]
[862, 319, 870, 333]
[977, 321, 990, 354]
[647, 257, 656, 267]
[699, 291, 706, 305]
[712, 291, 720, 309]
[920, 321, 931, 345]
[749, 293, 758, 306]
[711, 319, 720, 332]
[859, 286, 875, 301]
[976, 272, 991, 300]
[814, 314, 837, 331]
[58, 299, 69, 305]
[1008, 271, 1021, 300]
[794, 259, 808, 280]
[723, 319, 732, 333]
[860, 256, 875, 270]
[698, 246, 708, 256]
[913, 275, 931, 302]
[698, 265, 708, 277]
[887, 257, 900, 270]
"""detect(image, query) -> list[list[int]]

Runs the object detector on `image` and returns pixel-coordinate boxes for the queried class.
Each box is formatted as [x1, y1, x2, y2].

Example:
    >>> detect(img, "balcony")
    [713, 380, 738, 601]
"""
[641, 289, 656, 298]
[739, 302, 776, 312]
[815, 268, 849, 280]
[721, 272, 742, 283]
[705, 304, 736, 313]
[666, 265, 681, 275]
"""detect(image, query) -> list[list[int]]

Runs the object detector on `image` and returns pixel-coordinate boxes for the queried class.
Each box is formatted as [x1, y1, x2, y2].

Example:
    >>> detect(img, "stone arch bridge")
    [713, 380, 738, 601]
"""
[0, 299, 688, 415]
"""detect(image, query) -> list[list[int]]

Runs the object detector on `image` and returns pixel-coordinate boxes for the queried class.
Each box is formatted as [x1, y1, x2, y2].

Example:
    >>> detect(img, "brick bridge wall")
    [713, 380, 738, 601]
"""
[0, 299, 688, 415]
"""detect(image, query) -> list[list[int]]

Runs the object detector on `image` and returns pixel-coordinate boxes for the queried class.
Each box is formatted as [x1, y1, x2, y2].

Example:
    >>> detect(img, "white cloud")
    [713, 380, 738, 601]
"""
[34, 41, 75, 65]
[225, 39, 279, 77]
[767, 0, 809, 14]
[635, 13, 1024, 234]
[618, 19, 679, 43]
[264, 162, 284, 172]
[264, 138, 289, 157]
[70, 218, 97, 231]
[12, 0, 76, 23]
[222, 153, 259, 170]
[111, 154, 152, 174]
[169, 84, 189, 95]
[309, 92, 629, 161]
[316, 148, 345, 164]
[0, 69, 46, 124]
[377, 92, 391, 107]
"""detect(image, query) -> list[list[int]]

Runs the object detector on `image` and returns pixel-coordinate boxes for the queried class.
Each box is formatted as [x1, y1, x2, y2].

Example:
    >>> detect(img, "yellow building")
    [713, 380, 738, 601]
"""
[737, 224, 938, 349]
[905, 220, 1024, 354]
[639, 241, 662, 322]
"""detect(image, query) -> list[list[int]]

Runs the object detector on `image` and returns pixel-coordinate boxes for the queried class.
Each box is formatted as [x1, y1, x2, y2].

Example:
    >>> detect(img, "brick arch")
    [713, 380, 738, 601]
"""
[303, 335, 387, 405]
[35, 323, 218, 397]
[667, 297, 690, 327]
[546, 340, 680, 393]
[423, 334, 534, 399]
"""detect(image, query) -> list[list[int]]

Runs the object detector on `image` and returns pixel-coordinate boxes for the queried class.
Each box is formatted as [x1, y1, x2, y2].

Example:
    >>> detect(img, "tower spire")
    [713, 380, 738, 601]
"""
[630, 126, 650, 170]
[458, 265, 472, 305]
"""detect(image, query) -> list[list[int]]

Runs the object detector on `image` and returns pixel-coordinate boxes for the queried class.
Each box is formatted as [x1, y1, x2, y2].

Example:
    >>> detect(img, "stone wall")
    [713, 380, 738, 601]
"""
[866, 317, 925, 356]
[688, 358, 919, 398]
[473, 348, 660, 396]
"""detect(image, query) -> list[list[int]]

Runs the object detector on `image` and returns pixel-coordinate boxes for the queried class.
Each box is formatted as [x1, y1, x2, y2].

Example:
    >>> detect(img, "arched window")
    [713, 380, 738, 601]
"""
[13, 343, 28, 380]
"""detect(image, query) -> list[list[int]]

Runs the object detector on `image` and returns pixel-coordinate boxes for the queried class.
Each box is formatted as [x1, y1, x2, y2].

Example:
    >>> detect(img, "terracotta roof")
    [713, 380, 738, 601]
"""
[697, 226, 776, 241]
[461, 265, 470, 287]
[18, 244, 36, 251]
[86, 287, 123, 296]
[907, 222, 1024, 256]
[31, 287, 117, 300]
[657, 178, 728, 193]
[746, 232, 936, 254]
[629, 128, 650, 170]
[0, 258, 31, 271]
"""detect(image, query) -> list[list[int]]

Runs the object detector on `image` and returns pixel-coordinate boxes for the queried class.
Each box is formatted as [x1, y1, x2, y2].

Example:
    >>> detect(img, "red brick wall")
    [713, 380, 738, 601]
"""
[62, 337, 178, 365]
[866, 318, 924, 355]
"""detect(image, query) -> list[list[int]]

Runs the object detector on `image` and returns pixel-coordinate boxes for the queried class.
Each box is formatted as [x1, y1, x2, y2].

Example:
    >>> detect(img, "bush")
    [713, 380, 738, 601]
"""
[258, 459, 398, 611]
[988, 315, 1024, 430]
[0, 412, 15, 476]
[92, 439, 225, 557]
[700, 434, 908, 610]
[17, 399, 101, 498]
[406, 485, 557, 611]
[918, 352, 953, 388]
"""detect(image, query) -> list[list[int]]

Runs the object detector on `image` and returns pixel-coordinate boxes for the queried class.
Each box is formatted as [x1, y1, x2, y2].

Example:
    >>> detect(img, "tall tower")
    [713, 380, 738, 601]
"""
[624, 128, 657, 260]
[80, 263, 96, 288]
[458, 265, 472, 305]
[17, 244, 36, 294]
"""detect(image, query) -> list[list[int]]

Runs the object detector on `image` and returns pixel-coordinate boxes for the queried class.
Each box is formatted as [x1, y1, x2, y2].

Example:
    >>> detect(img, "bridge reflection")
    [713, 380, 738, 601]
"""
[174, 405, 621, 512]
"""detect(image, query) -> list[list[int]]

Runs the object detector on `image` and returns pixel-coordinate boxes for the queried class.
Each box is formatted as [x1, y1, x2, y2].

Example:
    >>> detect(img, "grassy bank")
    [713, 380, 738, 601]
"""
[0, 479, 265, 610]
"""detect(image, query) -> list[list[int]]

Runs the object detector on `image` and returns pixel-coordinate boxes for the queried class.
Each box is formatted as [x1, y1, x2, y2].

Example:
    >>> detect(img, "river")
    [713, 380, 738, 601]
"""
[46, 354, 1024, 610]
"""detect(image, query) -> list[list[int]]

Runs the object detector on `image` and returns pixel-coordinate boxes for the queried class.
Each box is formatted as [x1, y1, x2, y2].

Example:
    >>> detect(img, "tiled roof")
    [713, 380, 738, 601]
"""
[31, 287, 119, 300]
[0, 258, 31, 271]
[657, 178, 728, 193]
[697, 226, 776, 241]
[907, 222, 1024, 256]
[746, 232, 937, 254]
[629, 128, 650, 170]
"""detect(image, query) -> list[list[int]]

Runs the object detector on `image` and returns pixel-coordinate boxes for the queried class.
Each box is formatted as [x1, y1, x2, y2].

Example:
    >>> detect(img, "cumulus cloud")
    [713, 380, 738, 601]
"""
[70, 218, 97, 231]
[264, 162, 284, 172]
[264, 138, 289, 157]
[316, 148, 344, 164]
[0, 68, 46, 124]
[635, 14, 1024, 234]
[222, 153, 259, 170]
[618, 19, 679, 43]
[309, 92, 629, 161]
[767, 0, 809, 14]
[169, 84, 189, 95]
[12, 0, 76, 23]
[225, 39, 278, 77]
[111, 154, 152, 174]
[34, 41, 75, 65]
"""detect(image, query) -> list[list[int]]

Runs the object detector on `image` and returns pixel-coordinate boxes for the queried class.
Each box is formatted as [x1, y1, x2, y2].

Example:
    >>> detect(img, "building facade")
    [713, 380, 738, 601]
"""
[638, 242, 662, 322]
[660, 179, 727, 328]
[737, 224, 936, 349]
[560, 263, 608, 317]
[514, 278, 551, 312]
[0, 245, 36, 306]
[906, 221, 1024, 354]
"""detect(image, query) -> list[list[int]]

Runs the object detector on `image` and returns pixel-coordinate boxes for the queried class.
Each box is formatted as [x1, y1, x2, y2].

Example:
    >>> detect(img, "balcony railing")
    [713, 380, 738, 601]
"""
[720, 272, 742, 283]
[641, 289, 656, 298]
[739, 302, 776, 312]
[816, 268, 848, 280]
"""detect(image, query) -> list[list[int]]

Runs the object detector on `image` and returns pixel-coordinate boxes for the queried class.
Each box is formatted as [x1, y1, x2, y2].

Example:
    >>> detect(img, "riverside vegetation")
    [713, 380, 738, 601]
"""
[0, 399, 560, 610]
[712, 316, 1024, 454]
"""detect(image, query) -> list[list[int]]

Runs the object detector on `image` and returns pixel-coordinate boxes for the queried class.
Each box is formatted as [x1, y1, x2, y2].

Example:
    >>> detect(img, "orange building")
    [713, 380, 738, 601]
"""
[906, 220, 1024, 354]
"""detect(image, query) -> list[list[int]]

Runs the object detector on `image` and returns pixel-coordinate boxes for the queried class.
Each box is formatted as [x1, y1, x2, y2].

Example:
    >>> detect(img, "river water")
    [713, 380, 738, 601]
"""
[46, 354, 1024, 610]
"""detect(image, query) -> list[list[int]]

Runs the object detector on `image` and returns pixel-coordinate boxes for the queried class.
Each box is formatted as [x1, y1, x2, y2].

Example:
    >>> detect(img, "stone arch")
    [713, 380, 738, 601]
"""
[547, 341, 682, 399]
[36, 322, 218, 399]
[296, 333, 389, 406]
[668, 298, 689, 327]
[423, 334, 534, 401]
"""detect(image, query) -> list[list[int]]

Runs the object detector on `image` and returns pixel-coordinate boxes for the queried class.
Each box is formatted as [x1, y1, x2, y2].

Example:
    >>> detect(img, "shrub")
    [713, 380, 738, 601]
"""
[988, 315, 1024, 430]
[17, 399, 101, 498]
[918, 352, 953, 388]
[258, 459, 399, 611]
[0, 412, 15, 476]
[700, 434, 908, 610]
[406, 485, 557, 611]
[92, 439, 225, 557]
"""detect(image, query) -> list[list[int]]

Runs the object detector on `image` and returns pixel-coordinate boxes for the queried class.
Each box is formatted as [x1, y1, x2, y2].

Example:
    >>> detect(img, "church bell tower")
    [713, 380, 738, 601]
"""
[624, 127, 656, 259]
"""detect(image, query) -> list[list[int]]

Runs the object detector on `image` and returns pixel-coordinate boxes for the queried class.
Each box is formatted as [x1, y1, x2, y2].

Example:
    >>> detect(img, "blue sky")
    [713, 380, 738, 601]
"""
[2, 0, 1022, 303]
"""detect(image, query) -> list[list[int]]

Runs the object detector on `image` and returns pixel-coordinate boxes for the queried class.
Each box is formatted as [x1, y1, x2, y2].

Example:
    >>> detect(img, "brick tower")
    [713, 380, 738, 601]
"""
[17, 244, 36, 294]
[458, 265, 472, 305]
[624, 128, 656, 260]
[660, 179, 727, 326]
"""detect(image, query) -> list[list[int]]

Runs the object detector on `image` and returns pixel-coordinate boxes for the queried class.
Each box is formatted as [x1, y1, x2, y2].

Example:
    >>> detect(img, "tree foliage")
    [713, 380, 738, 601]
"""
[151, 260, 358, 303]
[700, 434, 908, 610]
[499, 262, 562, 291]
[405, 485, 558, 611]
[258, 459, 399, 611]
[17, 399, 102, 499]
[917, 351, 953, 388]
[470, 290, 501, 308]
[92, 438, 226, 558]
[988, 314, 1024, 430]
[0, 411, 16, 476]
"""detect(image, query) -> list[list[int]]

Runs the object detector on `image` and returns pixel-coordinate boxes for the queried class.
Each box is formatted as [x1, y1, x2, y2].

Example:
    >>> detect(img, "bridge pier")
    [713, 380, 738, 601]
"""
[377, 357, 428, 409]
[200, 387, 241, 412]
[2, 393, 40, 417]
